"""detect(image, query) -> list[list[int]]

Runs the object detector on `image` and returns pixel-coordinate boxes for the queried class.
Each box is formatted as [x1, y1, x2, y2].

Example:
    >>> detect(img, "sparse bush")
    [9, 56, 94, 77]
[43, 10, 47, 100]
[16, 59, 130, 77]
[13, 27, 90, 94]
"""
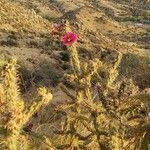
[0, 38, 18, 47]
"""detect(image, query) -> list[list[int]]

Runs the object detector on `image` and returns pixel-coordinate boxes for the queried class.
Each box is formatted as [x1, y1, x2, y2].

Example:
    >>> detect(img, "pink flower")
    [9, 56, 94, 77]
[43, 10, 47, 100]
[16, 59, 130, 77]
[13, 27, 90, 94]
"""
[52, 23, 61, 30]
[51, 23, 61, 35]
[61, 32, 77, 46]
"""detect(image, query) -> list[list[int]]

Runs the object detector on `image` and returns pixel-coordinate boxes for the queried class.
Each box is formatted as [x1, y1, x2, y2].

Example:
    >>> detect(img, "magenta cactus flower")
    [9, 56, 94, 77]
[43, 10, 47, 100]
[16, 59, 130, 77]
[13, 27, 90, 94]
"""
[61, 32, 77, 46]
[51, 23, 61, 35]
[52, 23, 61, 30]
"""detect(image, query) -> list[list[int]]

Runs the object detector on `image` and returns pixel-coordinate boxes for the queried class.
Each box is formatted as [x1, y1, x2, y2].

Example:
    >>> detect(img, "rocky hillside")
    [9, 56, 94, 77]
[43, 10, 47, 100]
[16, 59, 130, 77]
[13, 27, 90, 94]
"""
[0, 0, 149, 92]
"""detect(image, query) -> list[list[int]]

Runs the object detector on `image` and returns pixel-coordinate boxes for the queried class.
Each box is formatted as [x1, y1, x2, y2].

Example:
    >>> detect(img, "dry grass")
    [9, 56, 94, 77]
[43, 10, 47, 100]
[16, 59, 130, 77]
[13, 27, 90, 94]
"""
[0, 0, 50, 33]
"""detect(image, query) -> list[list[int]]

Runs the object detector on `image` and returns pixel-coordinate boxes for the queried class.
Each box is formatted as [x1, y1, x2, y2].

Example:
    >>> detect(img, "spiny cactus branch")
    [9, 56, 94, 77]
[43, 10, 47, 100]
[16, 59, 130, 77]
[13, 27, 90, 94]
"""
[0, 59, 53, 150]
[23, 87, 53, 124]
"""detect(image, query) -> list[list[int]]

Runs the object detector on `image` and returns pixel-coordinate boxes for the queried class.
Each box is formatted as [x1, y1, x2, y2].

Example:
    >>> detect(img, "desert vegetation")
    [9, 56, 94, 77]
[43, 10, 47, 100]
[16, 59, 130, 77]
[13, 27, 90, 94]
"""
[0, 0, 150, 149]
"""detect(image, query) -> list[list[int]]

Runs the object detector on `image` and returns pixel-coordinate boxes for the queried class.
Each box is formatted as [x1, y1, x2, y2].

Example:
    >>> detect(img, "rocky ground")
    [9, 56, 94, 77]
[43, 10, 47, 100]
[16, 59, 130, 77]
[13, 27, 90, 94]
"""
[0, 0, 150, 135]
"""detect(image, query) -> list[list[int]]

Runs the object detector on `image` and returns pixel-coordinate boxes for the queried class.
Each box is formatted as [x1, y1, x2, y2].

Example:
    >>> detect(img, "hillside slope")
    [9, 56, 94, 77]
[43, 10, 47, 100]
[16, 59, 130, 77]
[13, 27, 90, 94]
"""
[0, 0, 149, 90]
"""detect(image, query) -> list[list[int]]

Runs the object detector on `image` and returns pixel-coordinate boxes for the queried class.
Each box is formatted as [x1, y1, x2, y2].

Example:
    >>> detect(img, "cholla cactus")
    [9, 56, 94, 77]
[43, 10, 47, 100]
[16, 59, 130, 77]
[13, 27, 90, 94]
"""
[55, 20, 107, 149]
[0, 58, 53, 150]
[53, 20, 150, 150]
[106, 51, 122, 88]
